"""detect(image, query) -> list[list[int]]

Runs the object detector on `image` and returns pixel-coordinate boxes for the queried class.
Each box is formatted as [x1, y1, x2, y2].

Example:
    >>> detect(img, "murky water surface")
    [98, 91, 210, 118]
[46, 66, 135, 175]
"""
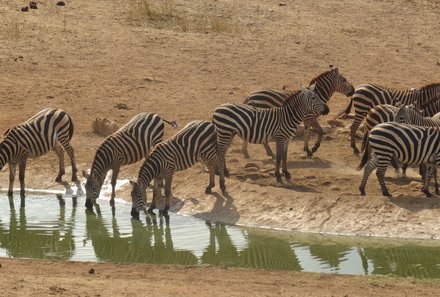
[1, 194, 440, 278]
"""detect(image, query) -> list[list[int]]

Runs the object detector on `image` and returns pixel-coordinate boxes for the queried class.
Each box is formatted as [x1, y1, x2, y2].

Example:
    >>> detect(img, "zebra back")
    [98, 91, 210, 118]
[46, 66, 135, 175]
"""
[0, 108, 73, 164]
[395, 105, 440, 128]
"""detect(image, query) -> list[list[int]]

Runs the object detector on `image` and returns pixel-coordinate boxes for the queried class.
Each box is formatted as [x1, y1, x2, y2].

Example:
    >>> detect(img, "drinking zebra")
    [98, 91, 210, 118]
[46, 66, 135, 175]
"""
[0, 108, 78, 203]
[130, 120, 225, 217]
[242, 66, 354, 157]
[338, 83, 440, 154]
[358, 122, 440, 197]
[212, 84, 329, 183]
[82, 112, 177, 214]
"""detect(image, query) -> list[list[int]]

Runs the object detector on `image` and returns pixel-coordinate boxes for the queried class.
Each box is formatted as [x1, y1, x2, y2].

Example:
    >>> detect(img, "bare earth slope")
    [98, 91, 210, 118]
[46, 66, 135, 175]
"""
[1, 0, 440, 295]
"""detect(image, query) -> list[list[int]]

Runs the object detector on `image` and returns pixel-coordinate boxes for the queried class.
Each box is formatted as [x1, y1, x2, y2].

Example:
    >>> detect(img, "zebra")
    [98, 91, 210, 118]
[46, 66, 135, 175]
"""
[130, 120, 225, 217]
[0, 108, 78, 203]
[337, 83, 440, 155]
[212, 84, 329, 183]
[242, 66, 354, 157]
[82, 112, 178, 214]
[358, 122, 440, 197]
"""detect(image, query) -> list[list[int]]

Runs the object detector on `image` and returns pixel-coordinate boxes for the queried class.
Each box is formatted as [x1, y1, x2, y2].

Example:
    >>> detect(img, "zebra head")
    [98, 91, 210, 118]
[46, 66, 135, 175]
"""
[332, 67, 355, 97]
[82, 170, 103, 206]
[130, 180, 147, 217]
[394, 104, 422, 124]
[300, 84, 330, 115]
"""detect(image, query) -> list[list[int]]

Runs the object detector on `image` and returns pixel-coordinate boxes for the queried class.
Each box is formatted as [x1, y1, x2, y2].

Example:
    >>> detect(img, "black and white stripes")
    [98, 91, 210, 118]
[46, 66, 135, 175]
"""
[83, 112, 177, 213]
[358, 122, 440, 197]
[213, 85, 329, 183]
[130, 120, 225, 217]
[0, 108, 78, 201]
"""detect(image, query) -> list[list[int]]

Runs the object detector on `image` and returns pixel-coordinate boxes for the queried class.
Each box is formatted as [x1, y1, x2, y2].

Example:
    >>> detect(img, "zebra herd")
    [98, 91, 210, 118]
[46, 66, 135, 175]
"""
[1, 66, 440, 217]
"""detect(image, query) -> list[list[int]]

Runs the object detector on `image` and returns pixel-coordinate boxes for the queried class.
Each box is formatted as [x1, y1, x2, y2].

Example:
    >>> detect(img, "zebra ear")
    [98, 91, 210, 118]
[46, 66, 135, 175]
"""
[309, 83, 316, 92]
[300, 84, 307, 92]
[82, 169, 90, 179]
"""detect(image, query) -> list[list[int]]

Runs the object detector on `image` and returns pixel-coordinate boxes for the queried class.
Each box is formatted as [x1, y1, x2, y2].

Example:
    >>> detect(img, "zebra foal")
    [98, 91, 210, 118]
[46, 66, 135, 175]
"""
[83, 112, 177, 214]
[130, 120, 225, 217]
[242, 66, 354, 157]
[338, 83, 440, 155]
[358, 122, 440, 197]
[213, 84, 329, 183]
[0, 108, 78, 202]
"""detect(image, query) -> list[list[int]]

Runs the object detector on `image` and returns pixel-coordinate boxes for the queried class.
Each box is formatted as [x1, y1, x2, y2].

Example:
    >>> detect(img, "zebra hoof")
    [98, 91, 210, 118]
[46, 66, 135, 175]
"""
[352, 148, 360, 156]
[275, 174, 282, 183]
[382, 191, 392, 198]
[220, 185, 227, 194]
[7, 191, 13, 197]
[423, 190, 432, 198]
[311, 145, 320, 153]
[283, 171, 291, 181]
[359, 188, 366, 196]
[55, 176, 63, 183]
[160, 209, 169, 216]
[205, 187, 213, 194]
[85, 199, 93, 209]
[436, 188, 440, 195]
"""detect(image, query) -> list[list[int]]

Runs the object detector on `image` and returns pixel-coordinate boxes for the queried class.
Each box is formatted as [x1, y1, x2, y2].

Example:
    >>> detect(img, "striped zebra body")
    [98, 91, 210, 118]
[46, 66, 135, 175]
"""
[358, 122, 440, 197]
[395, 104, 440, 127]
[242, 67, 354, 157]
[213, 85, 329, 183]
[0, 108, 77, 202]
[130, 120, 225, 217]
[342, 83, 440, 154]
[83, 112, 177, 214]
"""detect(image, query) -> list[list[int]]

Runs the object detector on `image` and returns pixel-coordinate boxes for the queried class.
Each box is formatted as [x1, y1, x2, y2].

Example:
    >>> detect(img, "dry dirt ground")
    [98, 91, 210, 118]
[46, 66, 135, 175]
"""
[1, 0, 440, 296]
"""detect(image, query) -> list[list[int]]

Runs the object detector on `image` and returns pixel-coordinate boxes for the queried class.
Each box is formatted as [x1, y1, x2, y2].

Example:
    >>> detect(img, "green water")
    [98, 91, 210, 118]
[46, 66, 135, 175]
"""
[1, 194, 440, 278]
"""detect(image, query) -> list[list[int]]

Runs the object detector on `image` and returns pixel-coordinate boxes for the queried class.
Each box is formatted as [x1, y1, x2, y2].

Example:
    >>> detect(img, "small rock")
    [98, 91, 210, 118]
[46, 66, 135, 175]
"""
[56, 1, 65, 6]
[89, 268, 95, 274]
[114, 103, 130, 110]
[143, 77, 154, 82]
[305, 175, 316, 179]
[279, 2, 287, 6]
[437, 61, 440, 66]
[244, 162, 260, 169]
[92, 117, 119, 137]
[289, 207, 293, 211]
[29, 1, 37, 9]
[21, 6, 29, 12]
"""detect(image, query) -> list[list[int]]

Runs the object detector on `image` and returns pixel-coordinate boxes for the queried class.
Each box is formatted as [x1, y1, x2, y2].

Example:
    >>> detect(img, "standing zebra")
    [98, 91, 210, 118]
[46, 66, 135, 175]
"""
[242, 66, 354, 157]
[338, 83, 440, 154]
[212, 84, 329, 183]
[82, 112, 177, 214]
[130, 120, 225, 217]
[358, 122, 440, 197]
[0, 108, 78, 203]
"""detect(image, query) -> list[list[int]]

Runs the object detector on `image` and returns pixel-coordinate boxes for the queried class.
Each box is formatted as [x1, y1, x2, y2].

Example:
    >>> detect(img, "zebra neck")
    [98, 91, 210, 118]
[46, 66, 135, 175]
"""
[281, 96, 307, 126]
[137, 160, 158, 191]
[313, 80, 335, 102]
[0, 136, 25, 163]
[89, 146, 116, 184]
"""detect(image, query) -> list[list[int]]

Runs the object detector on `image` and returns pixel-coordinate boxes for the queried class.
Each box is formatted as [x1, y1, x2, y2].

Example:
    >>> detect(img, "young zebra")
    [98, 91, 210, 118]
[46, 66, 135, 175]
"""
[338, 83, 440, 154]
[242, 66, 354, 157]
[82, 112, 177, 214]
[213, 84, 329, 183]
[130, 120, 225, 217]
[358, 122, 440, 197]
[0, 108, 78, 202]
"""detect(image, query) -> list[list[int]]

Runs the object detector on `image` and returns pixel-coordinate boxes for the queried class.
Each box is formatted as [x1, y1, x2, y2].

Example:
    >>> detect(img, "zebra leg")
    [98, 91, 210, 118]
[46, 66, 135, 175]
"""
[263, 142, 275, 159]
[303, 126, 313, 157]
[274, 139, 284, 183]
[162, 175, 173, 216]
[281, 141, 291, 180]
[8, 162, 17, 197]
[54, 143, 65, 182]
[148, 178, 160, 214]
[376, 162, 392, 197]
[359, 155, 378, 196]
[18, 160, 27, 204]
[311, 124, 324, 154]
[203, 159, 216, 194]
[216, 133, 234, 178]
[64, 144, 78, 182]
[241, 140, 250, 159]
[421, 163, 434, 198]
[350, 117, 362, 155]
[110, 165, 120, 208]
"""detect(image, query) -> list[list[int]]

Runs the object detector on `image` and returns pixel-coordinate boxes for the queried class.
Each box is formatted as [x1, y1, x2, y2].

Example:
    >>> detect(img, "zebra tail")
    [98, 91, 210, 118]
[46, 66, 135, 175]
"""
[162, 118, 178, 129]
[67, 113, 75, 140]
[360, 131, 368, 154]
[335, 97, 353, 119]
[357, 136, 370, 171]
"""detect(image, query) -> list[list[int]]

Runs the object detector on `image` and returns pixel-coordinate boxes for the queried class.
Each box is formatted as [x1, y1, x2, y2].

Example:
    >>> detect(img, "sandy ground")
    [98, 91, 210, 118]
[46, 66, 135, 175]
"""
[1, 0, 440, 295]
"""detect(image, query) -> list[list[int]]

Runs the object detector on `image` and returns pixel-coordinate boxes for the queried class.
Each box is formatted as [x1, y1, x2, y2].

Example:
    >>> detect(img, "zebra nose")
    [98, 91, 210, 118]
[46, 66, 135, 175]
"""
[131, 207, 140, 218]
[321, 105, 330, 115]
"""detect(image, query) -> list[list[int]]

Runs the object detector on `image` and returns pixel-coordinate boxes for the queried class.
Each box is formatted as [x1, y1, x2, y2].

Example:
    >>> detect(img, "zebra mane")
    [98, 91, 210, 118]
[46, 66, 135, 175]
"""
[309, 68, 336, 86]
[417, 83, 440, 91]
[282, 89, 302, 106]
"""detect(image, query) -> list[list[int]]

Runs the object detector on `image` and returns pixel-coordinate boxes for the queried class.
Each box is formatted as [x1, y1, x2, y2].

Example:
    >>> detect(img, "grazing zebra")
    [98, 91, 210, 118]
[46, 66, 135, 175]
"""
[130, 120, 225, 217]
[242, 66, 354, 157]
[0, 108, 78, 201]
[82, 112, 177, 214]
[338, 83, 440, 154]
[212, 84, 329, 183]
[358, 122, 440, 197]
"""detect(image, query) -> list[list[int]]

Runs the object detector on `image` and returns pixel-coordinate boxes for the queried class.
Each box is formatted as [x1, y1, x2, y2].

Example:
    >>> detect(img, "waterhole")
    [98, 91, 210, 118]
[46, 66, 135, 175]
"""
[1, 193, 440, 278]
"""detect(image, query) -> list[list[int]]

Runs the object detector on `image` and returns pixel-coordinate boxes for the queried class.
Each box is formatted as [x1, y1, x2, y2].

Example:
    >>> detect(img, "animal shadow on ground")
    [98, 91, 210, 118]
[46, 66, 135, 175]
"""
[388, 194, 440, 212]
[193, 192, 239, 224]
[286, 157, 332, 169]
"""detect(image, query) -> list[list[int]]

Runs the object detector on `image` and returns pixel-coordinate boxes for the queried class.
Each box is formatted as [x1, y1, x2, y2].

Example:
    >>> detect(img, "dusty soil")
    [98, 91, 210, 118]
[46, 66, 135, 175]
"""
[1, 0, 440, 295]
